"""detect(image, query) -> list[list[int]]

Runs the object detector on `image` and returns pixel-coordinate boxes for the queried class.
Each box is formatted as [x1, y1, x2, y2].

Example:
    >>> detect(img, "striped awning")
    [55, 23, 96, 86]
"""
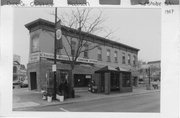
[165, 0, 179, 5]
[131, 0, 149, 5]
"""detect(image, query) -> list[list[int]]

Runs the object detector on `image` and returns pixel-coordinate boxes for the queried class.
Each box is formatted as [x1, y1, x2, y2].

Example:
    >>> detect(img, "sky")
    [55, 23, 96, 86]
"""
[13, 7, 161, 66]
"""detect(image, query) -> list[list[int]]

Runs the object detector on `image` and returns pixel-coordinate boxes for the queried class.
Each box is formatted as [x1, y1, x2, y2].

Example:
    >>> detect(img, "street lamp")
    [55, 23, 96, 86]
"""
[53, 7, 57, 100]
[53, 7, 63, 100]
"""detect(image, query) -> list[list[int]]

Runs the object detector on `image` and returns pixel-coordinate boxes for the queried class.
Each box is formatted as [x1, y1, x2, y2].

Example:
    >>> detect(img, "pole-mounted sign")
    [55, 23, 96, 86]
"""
[56, 20, 63, 49]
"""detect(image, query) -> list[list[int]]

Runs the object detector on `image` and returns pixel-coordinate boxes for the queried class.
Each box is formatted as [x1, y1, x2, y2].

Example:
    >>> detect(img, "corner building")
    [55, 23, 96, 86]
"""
[25, 19, 139, 94]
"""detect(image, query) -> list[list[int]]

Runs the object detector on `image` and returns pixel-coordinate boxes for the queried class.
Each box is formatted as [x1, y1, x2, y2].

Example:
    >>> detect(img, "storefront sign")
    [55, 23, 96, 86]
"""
[29, 52, 98, 64]
[85, 75, 91, 78]
[29, 52, 40, 63]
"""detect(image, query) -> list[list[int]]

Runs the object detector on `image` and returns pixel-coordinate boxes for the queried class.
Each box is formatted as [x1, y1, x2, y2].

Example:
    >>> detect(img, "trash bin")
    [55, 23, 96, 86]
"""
[47, 96, 52, 102]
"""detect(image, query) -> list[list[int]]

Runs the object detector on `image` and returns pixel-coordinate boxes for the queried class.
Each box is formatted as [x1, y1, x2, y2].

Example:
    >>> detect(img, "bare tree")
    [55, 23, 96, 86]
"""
[52, 8, 113, 97]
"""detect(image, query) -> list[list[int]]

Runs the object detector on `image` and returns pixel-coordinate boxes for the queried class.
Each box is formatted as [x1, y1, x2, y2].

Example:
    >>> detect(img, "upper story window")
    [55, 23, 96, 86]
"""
[128, 54, 131, 65]
[31, 35, 39, 53]
[97, 47, 102, 61]
[71, 41, 76, 57]
[84, 44, 88, 58]
[114, 51, 118, 63]
[122, 52, 126, 64]
[107, 49, 111, 62]
[133, 55, 136, 66]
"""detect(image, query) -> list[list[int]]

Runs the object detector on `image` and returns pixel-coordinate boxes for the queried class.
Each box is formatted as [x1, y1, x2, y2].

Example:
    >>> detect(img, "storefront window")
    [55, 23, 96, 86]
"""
[122, 73, 131, 87]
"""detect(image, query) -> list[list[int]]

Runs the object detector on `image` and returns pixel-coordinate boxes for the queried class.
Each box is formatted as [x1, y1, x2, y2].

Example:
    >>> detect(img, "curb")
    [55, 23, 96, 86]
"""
[13, 89, 160, 110]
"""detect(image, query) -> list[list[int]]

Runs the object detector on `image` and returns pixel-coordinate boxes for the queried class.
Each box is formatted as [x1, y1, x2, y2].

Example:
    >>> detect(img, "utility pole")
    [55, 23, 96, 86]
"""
[148, 67, 151, 86]
[53, 7, 57, 100]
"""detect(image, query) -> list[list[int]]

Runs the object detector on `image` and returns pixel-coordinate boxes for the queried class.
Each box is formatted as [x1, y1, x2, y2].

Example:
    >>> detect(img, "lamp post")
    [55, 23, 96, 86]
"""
[53, 7, 57, 100]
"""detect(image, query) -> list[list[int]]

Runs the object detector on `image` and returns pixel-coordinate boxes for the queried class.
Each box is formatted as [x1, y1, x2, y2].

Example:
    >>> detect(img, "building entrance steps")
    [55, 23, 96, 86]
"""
[13, 87, 160, 110]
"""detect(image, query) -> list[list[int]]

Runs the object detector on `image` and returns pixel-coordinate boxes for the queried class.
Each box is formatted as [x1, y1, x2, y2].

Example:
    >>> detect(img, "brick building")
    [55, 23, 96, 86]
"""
[25, 18, 139, 94]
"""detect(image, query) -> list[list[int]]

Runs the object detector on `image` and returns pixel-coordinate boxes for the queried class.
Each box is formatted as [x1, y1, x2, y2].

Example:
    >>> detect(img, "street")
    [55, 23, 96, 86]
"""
[14, 91, 160, 112]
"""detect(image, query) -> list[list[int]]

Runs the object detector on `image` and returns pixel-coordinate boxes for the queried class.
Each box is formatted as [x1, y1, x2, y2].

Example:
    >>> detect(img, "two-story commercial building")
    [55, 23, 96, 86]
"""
[25, 18, 139, 94]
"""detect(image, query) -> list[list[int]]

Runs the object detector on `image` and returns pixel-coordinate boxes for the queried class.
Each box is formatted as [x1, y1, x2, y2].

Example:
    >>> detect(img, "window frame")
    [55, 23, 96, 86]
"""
[107, 49, 111, 62]
[122, 52, 126, 64]
[128, 54, 131, 65]
[71, 41, 76, 57]
[114, 51, 118, 63]
[97, 47, 102, 61]
[83, 44, 89, 58]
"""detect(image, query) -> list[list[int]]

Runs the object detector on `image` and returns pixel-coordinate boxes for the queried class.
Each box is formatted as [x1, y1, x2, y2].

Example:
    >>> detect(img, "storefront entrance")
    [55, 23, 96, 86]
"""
[110, 72, 120, 91]
[30, 72, 37, 90]
[74, 74, 92, 87]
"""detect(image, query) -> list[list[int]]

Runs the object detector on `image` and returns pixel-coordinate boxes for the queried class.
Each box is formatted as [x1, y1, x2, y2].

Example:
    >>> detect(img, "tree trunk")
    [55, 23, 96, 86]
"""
[67, 64, 75, 98]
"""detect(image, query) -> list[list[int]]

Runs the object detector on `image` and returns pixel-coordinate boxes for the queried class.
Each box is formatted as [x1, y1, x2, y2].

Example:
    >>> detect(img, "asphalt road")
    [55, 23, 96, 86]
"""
[16, 92, 160, 112]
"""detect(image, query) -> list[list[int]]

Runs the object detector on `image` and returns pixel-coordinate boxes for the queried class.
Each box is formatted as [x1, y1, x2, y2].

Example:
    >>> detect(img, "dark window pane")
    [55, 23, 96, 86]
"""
[131, 0, 149, 5]
[99, 0, 121, 5]
[165, 0, 179, 5]
[68, 0, 87, 4]
[1, 0, 20, 5]
[34, 0, 53, 5]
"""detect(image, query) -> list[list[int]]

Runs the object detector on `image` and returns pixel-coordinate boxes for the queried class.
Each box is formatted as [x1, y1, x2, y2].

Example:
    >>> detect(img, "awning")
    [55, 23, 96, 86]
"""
[116, 67, 131, 72]
[73, 64, 100, 75]
[95, 65, 119, 73]
[58, 63, 102, 75]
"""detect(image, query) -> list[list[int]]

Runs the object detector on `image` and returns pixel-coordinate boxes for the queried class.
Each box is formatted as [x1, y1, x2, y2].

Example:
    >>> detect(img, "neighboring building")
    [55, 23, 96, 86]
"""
[25, 18, 139, 93]
[147, 60, 161, 81]
[147, 60, 161, 69]
[13, 55, 27, 84]
[138, 60, 161, 86]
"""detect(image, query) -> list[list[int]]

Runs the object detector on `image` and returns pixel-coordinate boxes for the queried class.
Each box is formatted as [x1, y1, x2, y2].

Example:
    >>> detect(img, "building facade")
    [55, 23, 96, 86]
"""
[138, 60, 161, 87]
[13, 55, 27, 84]
[25, 18, 139, 93]
[147, 60, 161, 81]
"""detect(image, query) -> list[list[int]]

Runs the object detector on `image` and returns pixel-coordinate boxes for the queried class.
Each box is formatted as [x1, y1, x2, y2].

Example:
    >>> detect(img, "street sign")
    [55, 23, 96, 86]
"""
[52, 64, 56, 72]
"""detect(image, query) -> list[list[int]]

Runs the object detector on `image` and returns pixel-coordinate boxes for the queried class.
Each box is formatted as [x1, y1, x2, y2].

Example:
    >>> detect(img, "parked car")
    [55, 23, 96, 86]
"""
[13, 80, 20, 89]
[19, 79, 28, 88]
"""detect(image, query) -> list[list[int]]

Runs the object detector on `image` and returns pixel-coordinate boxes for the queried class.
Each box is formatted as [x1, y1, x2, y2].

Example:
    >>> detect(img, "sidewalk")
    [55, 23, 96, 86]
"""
[13, 87, 160, 110]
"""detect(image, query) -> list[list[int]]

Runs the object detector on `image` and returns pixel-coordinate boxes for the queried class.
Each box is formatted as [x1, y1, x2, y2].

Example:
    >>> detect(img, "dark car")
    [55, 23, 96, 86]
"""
[13, 80, 21, 89]
[19, 80, 28, 88]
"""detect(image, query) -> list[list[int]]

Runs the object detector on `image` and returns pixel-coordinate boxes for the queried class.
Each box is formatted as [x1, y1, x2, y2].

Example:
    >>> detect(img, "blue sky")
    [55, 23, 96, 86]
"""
[13, 7, 161, 65]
